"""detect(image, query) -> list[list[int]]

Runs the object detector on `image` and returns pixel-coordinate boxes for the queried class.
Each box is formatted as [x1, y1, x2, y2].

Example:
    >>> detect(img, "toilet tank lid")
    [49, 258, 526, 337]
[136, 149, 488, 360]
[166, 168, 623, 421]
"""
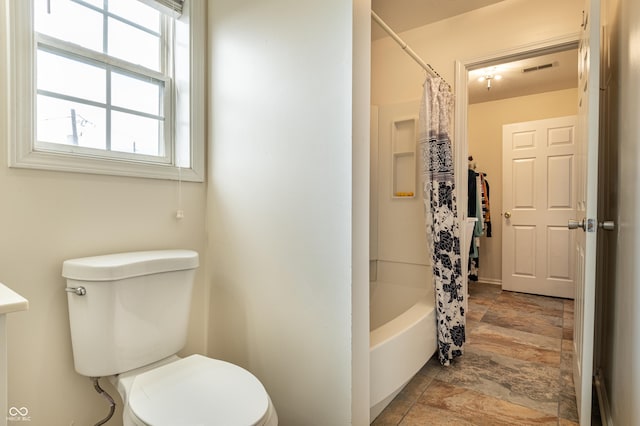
[62, 250, 199, 281]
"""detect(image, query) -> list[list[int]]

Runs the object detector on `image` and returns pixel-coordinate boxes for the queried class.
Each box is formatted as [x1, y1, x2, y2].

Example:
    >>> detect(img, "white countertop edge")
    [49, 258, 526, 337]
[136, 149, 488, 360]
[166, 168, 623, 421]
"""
[0, 284, 29, 315]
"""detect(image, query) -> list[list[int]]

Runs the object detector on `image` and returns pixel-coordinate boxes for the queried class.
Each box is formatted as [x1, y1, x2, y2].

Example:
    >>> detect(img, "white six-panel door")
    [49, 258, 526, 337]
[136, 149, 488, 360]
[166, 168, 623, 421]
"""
[573, 0, 601, 423]
[502, 116, 578, 299]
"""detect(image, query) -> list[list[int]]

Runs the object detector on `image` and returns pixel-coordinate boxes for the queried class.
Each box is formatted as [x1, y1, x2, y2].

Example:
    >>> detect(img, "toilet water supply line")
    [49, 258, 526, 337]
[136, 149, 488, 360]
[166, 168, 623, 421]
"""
[91, 377, 116, 426]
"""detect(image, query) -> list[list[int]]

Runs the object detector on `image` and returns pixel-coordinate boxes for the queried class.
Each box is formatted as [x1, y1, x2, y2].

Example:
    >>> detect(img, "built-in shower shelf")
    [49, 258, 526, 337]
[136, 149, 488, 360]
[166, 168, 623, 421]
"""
[391, 116, 417, 199]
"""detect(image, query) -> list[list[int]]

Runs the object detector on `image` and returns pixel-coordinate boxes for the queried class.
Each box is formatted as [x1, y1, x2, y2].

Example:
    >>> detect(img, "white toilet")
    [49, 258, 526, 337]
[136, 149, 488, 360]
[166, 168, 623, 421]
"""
[63, 249, 278, 426]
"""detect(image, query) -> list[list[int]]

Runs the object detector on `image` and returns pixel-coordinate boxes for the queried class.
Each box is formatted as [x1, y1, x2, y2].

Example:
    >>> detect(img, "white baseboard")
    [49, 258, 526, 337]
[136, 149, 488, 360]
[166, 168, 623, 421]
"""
[475, 277, 502, 286]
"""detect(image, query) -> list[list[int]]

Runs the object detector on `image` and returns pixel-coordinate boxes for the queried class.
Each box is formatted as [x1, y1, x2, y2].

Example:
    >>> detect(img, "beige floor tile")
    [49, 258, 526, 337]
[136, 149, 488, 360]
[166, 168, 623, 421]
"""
[482, 307, 563, 339]
[563, 299, 575, 313]
[559, 391, 579, 422]
[436, 348, 561, 416]
[560, 369, 576, 396]
[399, 404, 475, 426]
[373, 286, 579, 425]
[372, 397, 412, 426]
[563, 327, 574, 340]
[560, 352, 573, 373]
[467, 300, 489, 321]
[418, 380, 558, 426]
[472, 321, 562, 350]
[496, 291, 564, 317]
[468, 282, 502, 299]
[398, 372, 435, 402]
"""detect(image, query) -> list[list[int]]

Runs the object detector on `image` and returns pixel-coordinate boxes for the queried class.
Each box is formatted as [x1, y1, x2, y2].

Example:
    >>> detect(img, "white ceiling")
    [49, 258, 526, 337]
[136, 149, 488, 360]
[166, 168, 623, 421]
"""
[467, 49, 579, 104]
[371, 0, 506, 40]
[372, 0, 579, 104]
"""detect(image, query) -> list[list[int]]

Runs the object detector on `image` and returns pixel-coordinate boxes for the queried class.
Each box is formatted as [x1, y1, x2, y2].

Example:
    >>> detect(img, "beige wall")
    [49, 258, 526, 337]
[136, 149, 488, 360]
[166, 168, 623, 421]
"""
[371, 0, 582, 289]
[372, 0, 583, 106]
[6, 0, 627, 425]
[2, 0, 371, 424]
[468, 88, 578, 283]
[0, 54, 208, 426]
[3, 178, 207, 426]
[0, 5, 208, 426]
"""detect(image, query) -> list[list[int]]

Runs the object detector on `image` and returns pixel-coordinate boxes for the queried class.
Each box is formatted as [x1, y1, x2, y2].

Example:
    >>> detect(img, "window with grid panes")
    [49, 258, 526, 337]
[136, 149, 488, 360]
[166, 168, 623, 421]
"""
[5, 0, 205, 181]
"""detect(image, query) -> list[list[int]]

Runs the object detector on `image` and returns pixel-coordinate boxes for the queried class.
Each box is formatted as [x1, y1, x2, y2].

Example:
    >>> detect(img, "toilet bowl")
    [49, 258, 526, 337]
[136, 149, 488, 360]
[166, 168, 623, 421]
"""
[112, 355, 277, 426]
[64, 250, 278, 426]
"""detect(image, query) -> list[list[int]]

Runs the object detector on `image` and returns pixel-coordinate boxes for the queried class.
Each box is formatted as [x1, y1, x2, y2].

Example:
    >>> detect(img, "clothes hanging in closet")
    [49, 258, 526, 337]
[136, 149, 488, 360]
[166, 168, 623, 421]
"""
[480, 173, 492, 237]
[468, 167, 492, 281]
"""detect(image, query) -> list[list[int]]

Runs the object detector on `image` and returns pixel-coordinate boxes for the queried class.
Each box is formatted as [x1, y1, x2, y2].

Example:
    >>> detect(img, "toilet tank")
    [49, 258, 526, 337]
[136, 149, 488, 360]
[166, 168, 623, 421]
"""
[63, 250, 199, 377]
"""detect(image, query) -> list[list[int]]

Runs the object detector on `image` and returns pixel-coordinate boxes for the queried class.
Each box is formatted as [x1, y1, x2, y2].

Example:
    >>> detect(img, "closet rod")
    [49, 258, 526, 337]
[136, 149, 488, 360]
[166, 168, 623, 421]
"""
[371, 10, 449, 86]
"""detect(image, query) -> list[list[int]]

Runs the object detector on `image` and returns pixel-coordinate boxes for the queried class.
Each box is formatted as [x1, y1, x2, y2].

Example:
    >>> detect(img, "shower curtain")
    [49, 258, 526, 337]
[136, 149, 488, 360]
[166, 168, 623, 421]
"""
[419, 76, 465, 366]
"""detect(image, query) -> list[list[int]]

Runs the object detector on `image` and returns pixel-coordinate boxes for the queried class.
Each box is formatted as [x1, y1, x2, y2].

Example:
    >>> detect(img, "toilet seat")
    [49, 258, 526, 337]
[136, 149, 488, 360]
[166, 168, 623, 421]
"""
[126, 354, 273, 426]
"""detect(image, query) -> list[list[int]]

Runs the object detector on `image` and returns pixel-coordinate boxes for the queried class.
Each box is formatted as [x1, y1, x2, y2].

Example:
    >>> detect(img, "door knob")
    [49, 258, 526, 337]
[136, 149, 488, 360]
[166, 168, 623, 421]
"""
[504, 211, 511, 219]
[568, 219, 586, 231]
[599, 220, 615, 231]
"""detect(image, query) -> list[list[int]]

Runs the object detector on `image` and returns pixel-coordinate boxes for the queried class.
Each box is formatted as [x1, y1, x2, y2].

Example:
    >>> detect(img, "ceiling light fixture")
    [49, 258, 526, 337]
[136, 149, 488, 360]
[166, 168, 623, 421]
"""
[478, 67, 502, 90]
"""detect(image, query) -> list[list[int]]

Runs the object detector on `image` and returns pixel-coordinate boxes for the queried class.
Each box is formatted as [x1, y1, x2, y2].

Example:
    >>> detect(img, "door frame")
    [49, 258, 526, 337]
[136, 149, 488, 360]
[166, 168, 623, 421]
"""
[453, 33, 580, 290]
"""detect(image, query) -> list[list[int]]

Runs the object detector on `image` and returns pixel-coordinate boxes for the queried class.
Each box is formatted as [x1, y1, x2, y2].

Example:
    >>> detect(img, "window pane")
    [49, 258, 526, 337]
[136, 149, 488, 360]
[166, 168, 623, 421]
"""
[111, 111, 161, 156]
[37, 95, 106, 150]
[77, 0, 105, 8]
[108, 0, 161, 33]
[34, 0, 103, 53]
[108, 18, 161, 71]
[37, 49, 106, 103]
[111, 72, 162, 116]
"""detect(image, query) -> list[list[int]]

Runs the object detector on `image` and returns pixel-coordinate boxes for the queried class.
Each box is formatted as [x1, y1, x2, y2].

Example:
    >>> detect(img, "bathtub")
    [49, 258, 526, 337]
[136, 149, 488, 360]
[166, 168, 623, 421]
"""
[369, 281, 436, 421]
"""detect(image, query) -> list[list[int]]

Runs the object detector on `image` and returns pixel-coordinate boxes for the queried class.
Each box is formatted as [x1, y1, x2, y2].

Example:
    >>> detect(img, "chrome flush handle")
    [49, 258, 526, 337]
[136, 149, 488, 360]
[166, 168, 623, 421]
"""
[65, 286, 86, 296]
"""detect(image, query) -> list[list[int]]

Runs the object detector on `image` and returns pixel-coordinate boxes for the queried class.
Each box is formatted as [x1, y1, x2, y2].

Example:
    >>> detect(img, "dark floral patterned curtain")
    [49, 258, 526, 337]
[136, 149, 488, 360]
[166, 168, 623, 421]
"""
[418, 76, 465, 366]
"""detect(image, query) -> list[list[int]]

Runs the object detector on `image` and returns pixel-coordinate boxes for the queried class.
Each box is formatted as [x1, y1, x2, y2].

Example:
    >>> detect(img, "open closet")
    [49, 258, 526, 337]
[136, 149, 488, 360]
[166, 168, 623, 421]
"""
[467, 155, 491, 283]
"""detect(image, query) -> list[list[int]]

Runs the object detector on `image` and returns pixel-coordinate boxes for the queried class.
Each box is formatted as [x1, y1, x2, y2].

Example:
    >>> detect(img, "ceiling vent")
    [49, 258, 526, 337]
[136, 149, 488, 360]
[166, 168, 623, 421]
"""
[522, 62, 557, 73]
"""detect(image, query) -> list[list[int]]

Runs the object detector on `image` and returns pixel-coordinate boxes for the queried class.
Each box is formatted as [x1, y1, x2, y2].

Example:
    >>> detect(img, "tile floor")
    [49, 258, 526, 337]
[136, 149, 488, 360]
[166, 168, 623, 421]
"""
[372, 282, 580, 426]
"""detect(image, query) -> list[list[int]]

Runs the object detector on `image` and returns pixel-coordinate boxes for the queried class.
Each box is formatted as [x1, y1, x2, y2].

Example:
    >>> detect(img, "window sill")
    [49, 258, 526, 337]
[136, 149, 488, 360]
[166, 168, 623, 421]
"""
[9, 149, 204, 182]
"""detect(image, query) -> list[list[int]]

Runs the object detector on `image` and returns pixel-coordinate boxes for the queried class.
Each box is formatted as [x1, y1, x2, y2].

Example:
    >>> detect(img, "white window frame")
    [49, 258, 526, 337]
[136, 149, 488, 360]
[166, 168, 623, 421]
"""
[5, 0, 205, 182]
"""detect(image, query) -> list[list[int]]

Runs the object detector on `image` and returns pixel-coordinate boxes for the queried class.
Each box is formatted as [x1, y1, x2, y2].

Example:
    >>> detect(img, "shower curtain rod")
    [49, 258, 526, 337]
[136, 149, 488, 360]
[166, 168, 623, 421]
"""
[371, 10, 449, 86]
